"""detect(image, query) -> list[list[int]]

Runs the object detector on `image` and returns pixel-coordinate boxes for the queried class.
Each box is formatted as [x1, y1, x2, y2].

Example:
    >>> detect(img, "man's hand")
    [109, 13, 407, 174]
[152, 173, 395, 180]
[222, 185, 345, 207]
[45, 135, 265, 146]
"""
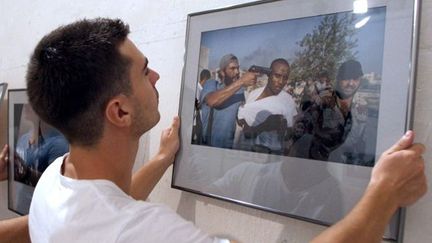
[0, 144, 8, 181]
[369, 130, 427, 208]
[130, 116, 181, 200]
[239, 72, 257, 87]
[311, 130, 427, 243]
[239, 115, 287, 139]
[319, 89, 335, 108]
[156, 116, 180, 167]
[262, 114, 287, 133]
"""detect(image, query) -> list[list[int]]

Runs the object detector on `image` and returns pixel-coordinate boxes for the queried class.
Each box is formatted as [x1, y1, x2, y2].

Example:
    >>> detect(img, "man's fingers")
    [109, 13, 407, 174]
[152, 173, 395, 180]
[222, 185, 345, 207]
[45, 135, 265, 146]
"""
[171, 116, 180, 130]
[385, 130, 415, 155]
[162, 116, 180, 138]
[409, 143, 426, 156]
[0, 144, 8, 159]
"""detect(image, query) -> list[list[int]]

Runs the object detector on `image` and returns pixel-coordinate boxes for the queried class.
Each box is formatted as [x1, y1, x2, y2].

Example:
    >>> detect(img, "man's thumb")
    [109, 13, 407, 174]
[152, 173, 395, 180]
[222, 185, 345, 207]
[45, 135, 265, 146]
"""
[385, 130, 414, 154]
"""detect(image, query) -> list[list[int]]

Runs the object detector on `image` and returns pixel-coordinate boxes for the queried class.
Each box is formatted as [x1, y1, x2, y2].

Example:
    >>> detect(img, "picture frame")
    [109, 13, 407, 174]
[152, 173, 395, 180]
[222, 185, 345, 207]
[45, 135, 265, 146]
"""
[0, 83, 7, 106]
[8, 89, 69, 215]
[172, 0, 420, 241]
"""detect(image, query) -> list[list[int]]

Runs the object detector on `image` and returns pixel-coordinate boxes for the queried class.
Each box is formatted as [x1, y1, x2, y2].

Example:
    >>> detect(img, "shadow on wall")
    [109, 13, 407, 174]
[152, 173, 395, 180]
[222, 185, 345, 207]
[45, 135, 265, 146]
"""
[176, 191, 197, 223]
[175, 190, 321, 242]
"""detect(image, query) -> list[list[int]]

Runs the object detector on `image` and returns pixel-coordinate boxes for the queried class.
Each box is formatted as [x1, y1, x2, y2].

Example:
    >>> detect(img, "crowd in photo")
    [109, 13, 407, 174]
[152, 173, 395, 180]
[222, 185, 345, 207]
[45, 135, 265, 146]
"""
[193, 54, 375, 166]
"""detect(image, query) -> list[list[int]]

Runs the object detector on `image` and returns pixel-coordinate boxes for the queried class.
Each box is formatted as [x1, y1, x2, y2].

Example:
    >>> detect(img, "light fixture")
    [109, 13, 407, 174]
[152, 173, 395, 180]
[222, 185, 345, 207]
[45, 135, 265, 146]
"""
[355, 16, 371, 28]
[353, 0, 368, 14]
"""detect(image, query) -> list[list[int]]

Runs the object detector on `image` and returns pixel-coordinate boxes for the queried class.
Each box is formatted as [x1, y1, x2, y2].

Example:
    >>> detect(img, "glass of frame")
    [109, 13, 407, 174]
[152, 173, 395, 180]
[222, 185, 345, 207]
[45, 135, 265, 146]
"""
[172, 0, 420, 241]
[8, 89, 69, 215]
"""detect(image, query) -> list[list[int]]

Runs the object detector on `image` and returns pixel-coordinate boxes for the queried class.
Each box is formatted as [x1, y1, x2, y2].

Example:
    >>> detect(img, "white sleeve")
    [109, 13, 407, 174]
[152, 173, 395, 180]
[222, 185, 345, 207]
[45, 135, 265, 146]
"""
[213, 237, 232, 243]
[116, 203, 228, 243]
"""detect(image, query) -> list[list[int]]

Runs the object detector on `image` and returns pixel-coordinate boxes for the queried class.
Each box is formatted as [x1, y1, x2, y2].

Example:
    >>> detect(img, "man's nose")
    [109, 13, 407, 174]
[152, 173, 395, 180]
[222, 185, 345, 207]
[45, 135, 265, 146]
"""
[149, 68, 160, 86]
[275, 76, 284, 85]
[348, 79, 357, 86]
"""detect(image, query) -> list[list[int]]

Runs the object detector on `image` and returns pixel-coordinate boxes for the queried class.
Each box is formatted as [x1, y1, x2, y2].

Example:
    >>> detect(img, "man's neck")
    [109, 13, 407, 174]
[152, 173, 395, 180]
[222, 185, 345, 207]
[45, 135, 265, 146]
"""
[223, 78, 234, 86]
[257, 86, 274, 100]
[337, 96, 354, 118]
[64, 134, 139, 195]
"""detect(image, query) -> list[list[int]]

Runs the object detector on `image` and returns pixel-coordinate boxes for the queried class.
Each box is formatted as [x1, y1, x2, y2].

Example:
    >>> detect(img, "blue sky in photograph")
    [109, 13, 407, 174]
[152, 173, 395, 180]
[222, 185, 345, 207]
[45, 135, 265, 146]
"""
[201, 7, 386, 75]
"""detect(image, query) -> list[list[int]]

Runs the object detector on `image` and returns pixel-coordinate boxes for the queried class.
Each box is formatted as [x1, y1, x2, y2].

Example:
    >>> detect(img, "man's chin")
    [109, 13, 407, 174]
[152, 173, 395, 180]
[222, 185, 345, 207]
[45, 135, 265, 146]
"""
[271, 88, 282, 95]
[156, 112, 161, 123]
[152, 112, 161, 127]
[227, 76, 239, 83]
[336, 90, 356, 100]
[140, 112, 161, 135]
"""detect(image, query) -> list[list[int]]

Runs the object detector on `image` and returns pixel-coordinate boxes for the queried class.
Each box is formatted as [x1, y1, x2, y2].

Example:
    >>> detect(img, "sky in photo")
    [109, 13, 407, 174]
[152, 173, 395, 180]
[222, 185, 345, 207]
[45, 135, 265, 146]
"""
[201, 7, 386, 75]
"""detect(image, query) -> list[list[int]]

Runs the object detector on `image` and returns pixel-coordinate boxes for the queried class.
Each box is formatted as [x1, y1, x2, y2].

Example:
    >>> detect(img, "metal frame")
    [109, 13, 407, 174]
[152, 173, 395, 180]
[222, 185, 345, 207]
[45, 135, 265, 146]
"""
[172, 1, 420, 242]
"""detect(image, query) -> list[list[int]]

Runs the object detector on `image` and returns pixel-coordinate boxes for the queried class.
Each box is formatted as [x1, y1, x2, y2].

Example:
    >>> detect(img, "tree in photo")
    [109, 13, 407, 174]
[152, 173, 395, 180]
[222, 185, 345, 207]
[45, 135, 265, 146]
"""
[290, 13, 358, 83]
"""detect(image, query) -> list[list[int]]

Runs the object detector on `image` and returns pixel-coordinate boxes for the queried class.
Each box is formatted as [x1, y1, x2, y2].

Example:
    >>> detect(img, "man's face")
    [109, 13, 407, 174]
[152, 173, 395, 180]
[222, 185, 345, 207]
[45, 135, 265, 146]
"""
[337, 78, 361, 99]
[294, 122, 305, 137]
[319, 76, 329, 84]
[222, 61, 240, 85]
[119, 38, 160, 136]
[267, 62, 290, 95]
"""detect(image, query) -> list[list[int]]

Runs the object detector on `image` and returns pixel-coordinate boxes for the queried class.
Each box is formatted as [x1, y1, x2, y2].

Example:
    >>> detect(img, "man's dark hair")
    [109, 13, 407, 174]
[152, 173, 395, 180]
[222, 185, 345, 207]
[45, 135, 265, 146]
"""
[318, 70, 329, 79]
[26, 18, 131, 146]
[336, 60, 363, 82]
[217, 54, 238, 81]
[200, 69, 211, 81]
[270, 58, 290, 69]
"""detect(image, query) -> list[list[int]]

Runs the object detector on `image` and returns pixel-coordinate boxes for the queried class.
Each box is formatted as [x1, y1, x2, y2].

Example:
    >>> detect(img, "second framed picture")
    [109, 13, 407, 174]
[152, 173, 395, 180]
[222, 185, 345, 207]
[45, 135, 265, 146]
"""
[8, 89, 69, 215]
[173, 0, 420, 242]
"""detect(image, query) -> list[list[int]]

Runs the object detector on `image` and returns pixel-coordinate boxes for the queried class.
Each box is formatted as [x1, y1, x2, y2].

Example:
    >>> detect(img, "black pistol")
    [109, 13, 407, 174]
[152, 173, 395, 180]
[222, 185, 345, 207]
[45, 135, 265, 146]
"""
[248, 65, 271, 75]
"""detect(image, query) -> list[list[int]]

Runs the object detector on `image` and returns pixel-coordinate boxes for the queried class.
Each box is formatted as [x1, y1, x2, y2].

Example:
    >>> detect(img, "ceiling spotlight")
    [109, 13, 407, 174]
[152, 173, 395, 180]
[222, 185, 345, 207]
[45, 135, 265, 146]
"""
[353, 0, 368, 14]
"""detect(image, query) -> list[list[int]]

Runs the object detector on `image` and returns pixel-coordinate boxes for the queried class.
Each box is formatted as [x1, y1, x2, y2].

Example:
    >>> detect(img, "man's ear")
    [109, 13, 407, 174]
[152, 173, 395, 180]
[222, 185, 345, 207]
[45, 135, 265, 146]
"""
[105, 95, 132, 127]
[218, 70, 225, 80]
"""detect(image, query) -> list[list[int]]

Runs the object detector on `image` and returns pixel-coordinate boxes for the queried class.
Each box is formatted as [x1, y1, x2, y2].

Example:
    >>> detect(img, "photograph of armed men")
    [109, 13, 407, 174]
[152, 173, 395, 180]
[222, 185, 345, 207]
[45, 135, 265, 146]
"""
[192, 7, 385, 167]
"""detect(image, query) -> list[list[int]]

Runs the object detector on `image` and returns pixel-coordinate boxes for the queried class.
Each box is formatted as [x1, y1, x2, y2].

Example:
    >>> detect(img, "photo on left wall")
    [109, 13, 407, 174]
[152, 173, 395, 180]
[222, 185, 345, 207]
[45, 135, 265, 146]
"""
[8, 89, 69, 215]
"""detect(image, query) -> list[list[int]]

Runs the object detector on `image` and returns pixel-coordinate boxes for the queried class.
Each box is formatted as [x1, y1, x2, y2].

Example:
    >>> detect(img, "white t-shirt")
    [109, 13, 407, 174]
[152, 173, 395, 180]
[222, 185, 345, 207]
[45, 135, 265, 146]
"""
[208, 162, 342, 224]
[29, 155, 225, 243]
[236, 87, 297, 151]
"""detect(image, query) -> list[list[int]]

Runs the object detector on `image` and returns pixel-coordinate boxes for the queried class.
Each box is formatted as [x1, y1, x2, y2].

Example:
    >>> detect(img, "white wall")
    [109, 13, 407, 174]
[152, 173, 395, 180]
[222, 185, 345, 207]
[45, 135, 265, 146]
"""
[0, 1, 431, 242]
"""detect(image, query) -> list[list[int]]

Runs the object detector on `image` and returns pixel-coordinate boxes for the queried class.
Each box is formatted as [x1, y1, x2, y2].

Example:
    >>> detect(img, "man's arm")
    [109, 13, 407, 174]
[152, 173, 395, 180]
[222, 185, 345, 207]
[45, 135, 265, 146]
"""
[130, 116, 180, 200]
[0, 146, 30, 243]
[239, 114, 287, 139]
[311, 130, 427, 243]
[205, 72, 256, 108]
[0, 215, 30, 243]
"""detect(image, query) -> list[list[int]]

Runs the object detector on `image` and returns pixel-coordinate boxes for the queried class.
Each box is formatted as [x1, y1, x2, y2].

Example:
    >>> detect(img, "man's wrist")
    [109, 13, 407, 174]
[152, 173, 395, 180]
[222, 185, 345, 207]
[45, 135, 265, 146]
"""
[364, 180, 399, 216]
[238, 77, 247, 88]
[153, 152, 174, 168]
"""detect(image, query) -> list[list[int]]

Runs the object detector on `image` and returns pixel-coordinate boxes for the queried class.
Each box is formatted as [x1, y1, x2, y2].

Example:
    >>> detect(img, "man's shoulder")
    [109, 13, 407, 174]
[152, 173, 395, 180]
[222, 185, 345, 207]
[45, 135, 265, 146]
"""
[31, 180, 218, 243]
[38, 155, 64, 177]
[117, 201, 218, 243]
[200, 79, 218, 101]
[202, 79, 221, 91]
[246, 86, 265, 103]
[278, 90, 295, 101]
[204, 78, 218, 84]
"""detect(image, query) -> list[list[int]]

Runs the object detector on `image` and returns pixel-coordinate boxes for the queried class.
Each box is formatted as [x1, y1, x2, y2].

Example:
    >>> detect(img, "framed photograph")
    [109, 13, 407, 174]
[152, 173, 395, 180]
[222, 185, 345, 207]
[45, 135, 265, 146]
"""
[0, 83, 7, 106]
[172, 0, 420, 241]
[8, 89, 69, 215]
